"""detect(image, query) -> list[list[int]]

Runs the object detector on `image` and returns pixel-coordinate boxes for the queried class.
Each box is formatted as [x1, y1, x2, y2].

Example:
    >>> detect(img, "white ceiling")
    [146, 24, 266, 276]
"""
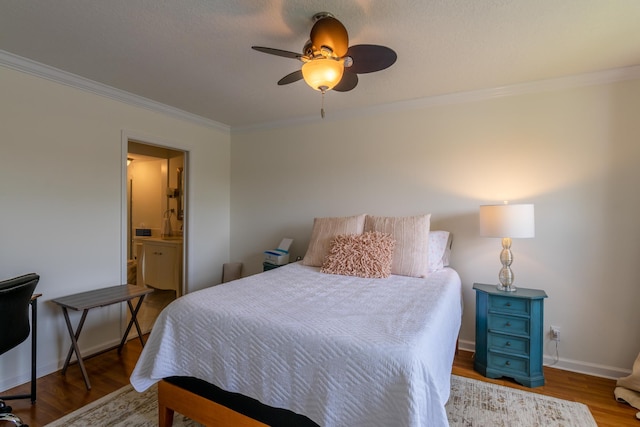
[2, 0, 640, 129]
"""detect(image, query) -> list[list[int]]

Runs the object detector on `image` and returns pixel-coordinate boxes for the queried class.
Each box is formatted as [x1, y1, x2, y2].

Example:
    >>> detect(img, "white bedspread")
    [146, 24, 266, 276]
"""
[130, 262, 462, 427]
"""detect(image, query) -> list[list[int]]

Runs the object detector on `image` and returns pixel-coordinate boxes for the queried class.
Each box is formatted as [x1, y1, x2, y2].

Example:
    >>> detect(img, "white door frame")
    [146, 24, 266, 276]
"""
[120, 130, 188, 296]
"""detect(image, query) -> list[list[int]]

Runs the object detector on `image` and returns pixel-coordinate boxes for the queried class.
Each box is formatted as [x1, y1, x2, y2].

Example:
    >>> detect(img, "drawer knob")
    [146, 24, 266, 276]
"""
[506, 341, 511, 347]
[505, 360, 511, 366]
[505, 322, 511, 327]
[505, 302, 511, 307]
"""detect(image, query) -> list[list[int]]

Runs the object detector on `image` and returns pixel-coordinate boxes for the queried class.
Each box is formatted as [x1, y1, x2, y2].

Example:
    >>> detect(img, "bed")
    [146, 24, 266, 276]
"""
[130, 215, 461, 426]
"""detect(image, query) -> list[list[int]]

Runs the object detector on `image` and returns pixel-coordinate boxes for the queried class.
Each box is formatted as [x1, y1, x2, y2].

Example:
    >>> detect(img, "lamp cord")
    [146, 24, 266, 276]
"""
[546, 340, 560, 366]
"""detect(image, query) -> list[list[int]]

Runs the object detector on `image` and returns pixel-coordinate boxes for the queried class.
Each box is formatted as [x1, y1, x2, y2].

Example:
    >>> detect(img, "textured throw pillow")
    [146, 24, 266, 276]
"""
[302, 214, 366, 267]
[364, 214, 431, 278]
[320, 231, 395, 278]
[428, 231, 452, 272]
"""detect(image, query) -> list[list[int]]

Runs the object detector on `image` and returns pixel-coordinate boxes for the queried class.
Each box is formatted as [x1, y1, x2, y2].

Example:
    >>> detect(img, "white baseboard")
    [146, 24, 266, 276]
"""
[542, 355, 631, 380]
[0, 338, 122, 393]
[457, 339, 631, 380]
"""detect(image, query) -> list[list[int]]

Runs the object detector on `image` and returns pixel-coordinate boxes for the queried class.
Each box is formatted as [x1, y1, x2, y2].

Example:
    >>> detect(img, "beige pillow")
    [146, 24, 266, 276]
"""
[302, 214, 366, 267]
[364, 214, 431, 278]
[321, 231, 395, 278]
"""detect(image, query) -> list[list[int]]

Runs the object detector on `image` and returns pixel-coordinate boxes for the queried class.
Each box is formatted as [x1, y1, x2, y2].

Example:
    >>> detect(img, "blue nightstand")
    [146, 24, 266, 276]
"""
[473, 283, 548, 387]
[263, 262, 282, 271]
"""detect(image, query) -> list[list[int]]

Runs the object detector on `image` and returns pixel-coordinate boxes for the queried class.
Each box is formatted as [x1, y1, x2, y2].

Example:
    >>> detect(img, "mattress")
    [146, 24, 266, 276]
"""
[130, 262, 462, 426]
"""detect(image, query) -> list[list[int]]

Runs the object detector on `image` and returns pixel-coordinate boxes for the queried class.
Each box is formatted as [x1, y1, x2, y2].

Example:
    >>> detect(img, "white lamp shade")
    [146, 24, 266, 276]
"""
[479, 204, 535, 238]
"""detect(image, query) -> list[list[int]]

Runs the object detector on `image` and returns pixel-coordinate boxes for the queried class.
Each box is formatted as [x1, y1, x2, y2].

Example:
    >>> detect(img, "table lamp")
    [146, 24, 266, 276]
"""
[479, 203, 535, 292]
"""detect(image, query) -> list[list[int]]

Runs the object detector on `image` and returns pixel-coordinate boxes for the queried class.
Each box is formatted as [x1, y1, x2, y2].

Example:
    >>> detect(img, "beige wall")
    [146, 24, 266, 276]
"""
[0, 66, 231, 389]
[231, 77, 640, 377]
[2, 58, 639, 391]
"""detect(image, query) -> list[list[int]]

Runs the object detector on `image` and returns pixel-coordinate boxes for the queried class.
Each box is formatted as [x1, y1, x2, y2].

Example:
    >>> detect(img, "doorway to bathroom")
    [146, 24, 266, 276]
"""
[125, 139, 187, 335]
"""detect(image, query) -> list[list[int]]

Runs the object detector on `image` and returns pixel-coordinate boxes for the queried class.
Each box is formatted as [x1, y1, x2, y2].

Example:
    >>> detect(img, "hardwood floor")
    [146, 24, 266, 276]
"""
[2, 341, 637, 426]
[452, 350, 638, 426]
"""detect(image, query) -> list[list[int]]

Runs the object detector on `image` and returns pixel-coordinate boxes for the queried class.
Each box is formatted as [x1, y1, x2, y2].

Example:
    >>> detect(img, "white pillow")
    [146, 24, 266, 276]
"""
[364, 214, 431, 278]
[428, 231, 452, 272]
[302, 214, 366, 267]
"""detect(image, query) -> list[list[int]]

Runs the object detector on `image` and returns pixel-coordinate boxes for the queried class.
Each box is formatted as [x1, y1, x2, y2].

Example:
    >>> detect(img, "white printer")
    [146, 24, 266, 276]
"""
[263, 238, 293, 265]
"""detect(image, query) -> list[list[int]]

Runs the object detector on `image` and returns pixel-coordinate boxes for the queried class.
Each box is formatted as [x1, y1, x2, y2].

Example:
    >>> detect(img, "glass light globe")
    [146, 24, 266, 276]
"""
[302, 58, 344, 92]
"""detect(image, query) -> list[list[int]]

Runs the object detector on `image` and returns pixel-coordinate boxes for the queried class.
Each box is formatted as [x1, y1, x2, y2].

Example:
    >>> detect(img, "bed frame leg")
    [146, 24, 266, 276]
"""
[158, 381, 175, 427]
[159, 404, 174, 427]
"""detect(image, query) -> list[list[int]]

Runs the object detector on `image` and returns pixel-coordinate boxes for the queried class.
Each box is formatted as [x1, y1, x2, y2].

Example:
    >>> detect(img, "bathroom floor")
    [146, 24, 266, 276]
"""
[126, 260, 176, 338]
[127, 288, 175, 340]
[140, 288, 175, 332]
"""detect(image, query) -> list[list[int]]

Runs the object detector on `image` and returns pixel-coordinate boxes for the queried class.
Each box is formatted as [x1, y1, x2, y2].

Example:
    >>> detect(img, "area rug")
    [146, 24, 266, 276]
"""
[44, 375, 597, 426]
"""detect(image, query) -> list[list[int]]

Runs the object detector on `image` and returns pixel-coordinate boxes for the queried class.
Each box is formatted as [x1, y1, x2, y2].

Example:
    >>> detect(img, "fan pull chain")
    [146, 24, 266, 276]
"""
[321, 90, 326, 119]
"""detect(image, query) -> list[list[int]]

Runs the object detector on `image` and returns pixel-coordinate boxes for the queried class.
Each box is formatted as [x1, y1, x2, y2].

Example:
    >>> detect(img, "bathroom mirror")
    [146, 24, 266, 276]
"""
[177, 167, 184, 220]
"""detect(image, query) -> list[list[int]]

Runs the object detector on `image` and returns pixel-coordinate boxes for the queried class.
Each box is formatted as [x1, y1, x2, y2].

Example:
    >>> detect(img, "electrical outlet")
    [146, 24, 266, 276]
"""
[550, 326, 561, 341]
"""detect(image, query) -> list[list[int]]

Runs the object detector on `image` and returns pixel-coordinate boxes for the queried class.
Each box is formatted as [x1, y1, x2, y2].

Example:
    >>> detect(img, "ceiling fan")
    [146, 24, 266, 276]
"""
[252, 12, 397, 95]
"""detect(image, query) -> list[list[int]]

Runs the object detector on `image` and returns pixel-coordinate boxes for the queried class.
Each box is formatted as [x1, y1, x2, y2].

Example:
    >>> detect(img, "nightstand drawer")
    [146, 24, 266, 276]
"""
[488, 333, 529, 356]
[489, 295, 529, 315]
[488, 314, 528, 335]
[488, 353, 529, 377]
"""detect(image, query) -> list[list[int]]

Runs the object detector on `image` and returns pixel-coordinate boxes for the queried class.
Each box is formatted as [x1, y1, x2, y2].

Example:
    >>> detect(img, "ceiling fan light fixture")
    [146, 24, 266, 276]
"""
[301, 58, 344, 92]
[253, 11, 396, 96]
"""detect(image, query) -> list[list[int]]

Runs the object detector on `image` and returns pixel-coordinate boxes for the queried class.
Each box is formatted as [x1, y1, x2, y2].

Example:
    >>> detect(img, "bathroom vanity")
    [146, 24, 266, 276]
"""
[135, 237, 183, 297]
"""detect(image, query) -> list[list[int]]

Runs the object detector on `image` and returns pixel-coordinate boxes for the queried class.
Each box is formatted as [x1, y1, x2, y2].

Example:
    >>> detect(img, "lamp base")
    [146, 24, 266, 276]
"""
[497, 237, 515, 292]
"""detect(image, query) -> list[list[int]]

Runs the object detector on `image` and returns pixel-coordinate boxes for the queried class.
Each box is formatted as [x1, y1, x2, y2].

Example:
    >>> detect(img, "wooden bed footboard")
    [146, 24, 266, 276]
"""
[158, 380, 268, 427]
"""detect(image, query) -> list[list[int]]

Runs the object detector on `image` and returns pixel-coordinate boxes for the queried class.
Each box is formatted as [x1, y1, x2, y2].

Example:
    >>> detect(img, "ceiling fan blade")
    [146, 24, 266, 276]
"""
[333, 71, 358, 92]
[252, 46, 302, 60]
[277, 70, 303, 85]
[310, 16, 349, 57]
[346, 44, 397, 74]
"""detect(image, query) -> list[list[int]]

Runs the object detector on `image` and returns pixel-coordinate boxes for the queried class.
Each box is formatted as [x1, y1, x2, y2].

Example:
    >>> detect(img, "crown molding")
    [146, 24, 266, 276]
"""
[232, 64, 640, 133]
[0, 50, 230, 133]
[2, 49, 638, 135]
[382, 65, 640, 112]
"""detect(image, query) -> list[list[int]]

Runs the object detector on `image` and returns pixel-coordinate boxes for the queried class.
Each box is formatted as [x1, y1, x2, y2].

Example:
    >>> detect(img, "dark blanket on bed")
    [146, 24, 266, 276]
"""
[165, 376, 319, 427]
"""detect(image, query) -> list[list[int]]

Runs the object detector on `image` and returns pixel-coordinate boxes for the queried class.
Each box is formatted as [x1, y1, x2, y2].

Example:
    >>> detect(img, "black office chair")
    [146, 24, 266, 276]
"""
[0, 273, 39, 415]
